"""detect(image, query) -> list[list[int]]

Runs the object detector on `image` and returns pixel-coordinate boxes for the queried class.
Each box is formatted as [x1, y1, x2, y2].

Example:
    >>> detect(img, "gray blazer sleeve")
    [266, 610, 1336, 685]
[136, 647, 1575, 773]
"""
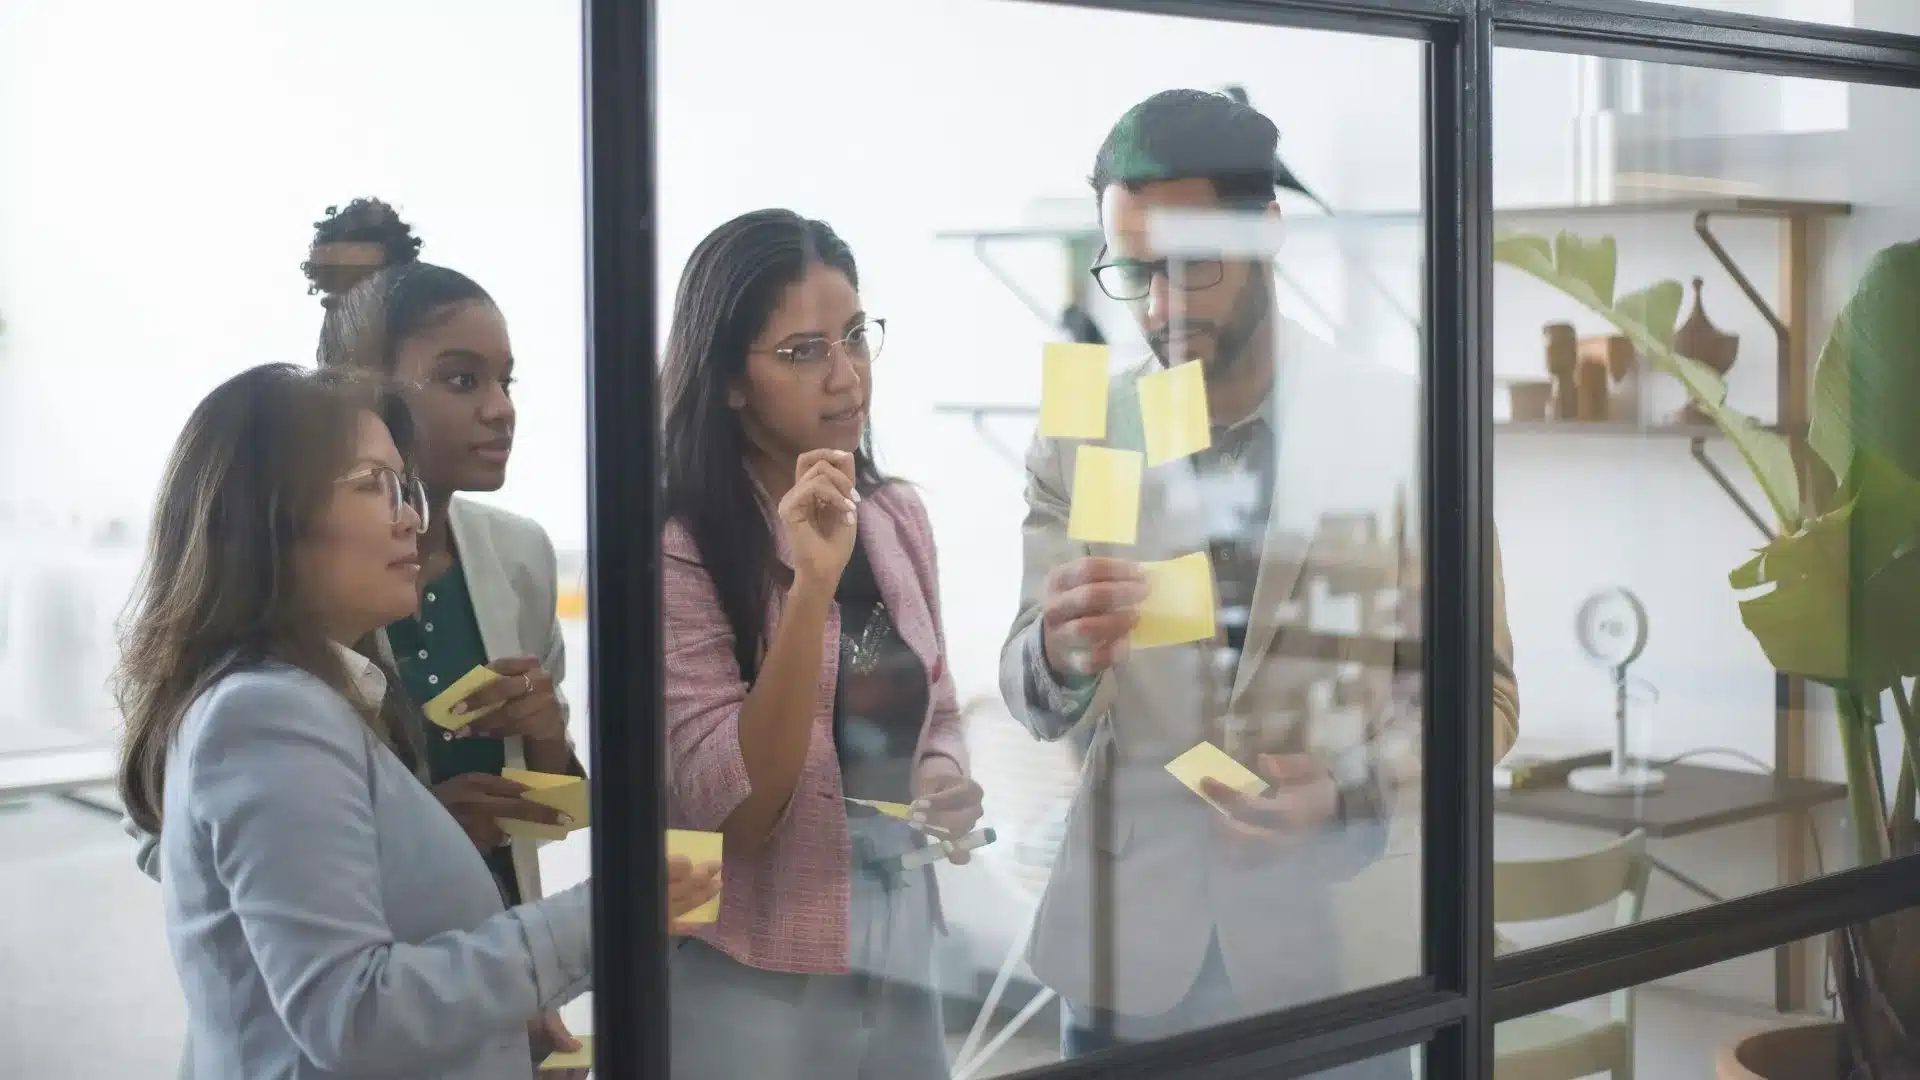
[124, 815, 162, 882]
[182, 676, 592, 1075]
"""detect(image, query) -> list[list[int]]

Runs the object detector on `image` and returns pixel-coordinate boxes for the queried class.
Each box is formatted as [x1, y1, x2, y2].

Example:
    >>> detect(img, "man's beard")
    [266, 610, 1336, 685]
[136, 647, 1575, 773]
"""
[1148, 268, 1272, 376]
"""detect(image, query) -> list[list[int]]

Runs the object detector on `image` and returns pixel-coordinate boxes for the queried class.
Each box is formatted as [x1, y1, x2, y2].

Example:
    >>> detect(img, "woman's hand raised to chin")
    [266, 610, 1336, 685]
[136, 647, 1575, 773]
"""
[778, 448, 860, 591]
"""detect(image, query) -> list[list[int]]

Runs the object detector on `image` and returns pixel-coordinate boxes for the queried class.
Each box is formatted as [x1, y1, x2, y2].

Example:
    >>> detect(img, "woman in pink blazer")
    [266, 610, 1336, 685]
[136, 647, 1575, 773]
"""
[658, 209, 983, 1079]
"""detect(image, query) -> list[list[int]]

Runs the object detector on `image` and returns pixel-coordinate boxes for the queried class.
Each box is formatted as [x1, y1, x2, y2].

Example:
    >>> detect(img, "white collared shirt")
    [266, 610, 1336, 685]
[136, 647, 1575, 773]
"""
[330, 642, 389, 707]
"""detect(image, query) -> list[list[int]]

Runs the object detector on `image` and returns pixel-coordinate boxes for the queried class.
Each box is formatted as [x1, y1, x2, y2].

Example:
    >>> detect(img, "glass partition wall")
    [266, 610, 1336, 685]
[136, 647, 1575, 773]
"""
[582, 2, 1920, 1079]
[6, 1, 1917, 1078]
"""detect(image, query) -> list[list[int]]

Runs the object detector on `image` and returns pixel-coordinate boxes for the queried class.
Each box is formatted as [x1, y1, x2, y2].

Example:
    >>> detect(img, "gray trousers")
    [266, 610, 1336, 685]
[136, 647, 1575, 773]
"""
[669, 814, 949, 1080]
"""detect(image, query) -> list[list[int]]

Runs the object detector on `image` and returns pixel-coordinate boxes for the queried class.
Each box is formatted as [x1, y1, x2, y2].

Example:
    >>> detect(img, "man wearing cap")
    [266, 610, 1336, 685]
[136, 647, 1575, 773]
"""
[997, 89, 1520, 1070]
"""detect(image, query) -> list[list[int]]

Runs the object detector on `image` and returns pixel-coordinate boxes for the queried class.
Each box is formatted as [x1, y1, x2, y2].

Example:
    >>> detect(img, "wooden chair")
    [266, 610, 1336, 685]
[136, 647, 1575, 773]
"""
[1493, 829, 1650, 1080]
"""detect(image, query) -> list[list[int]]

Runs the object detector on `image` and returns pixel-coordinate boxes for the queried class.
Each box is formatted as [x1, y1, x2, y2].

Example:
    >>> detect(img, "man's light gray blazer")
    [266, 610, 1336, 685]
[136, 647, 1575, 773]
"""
[999, 324, 1521, 1021]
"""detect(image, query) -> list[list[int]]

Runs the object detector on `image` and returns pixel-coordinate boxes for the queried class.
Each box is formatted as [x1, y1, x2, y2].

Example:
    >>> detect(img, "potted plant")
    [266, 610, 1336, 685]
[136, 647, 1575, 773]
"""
[1495, 232, 1920, 1079]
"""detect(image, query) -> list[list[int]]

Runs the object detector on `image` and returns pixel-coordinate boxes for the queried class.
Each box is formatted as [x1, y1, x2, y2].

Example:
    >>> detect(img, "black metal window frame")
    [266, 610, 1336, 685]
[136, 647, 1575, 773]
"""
[582, 1, 1920, 1078]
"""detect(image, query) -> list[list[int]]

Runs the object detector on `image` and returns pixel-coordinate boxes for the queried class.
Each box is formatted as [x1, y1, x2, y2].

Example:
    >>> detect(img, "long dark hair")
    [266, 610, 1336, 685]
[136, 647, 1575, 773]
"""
[660, 209, 883, 683]
[302, 197, 493, 374]
[115, 364, 419, 834]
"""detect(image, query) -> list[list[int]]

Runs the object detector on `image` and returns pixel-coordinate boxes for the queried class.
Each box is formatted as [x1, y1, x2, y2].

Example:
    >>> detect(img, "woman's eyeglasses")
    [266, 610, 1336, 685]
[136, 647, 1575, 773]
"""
[771, 318, 887, 369]
[1089, 253, 1225, 302]
[338, 466, 430, 532]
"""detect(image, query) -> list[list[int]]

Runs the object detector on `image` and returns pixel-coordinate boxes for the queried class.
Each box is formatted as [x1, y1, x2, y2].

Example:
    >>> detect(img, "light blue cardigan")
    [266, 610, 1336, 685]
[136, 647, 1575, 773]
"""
[156, 656, 591, 1079]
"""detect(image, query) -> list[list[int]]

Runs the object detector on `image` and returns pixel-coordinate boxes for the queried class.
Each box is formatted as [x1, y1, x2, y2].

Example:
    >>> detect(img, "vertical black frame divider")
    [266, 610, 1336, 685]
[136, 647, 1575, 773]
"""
[1423, 1, 1496, 1078]
[584, 0, 666, 1077]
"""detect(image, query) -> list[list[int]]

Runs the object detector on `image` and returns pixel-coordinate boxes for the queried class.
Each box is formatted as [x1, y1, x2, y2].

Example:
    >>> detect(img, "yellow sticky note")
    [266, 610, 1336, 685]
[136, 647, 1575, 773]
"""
[1166, 741, 1268, 812]
[422, 665, 505, 731]
[668, 829, 725, 925]
[1067, 445, 1144, 545]
[846, 797, 913, 820]
[1039, 342, 1110, 439]
[1130, 552, 1216, 649]
[498, 769, 589, 842]
[540, 1035, 593, 1071]
[1137, 360, 1212, 465]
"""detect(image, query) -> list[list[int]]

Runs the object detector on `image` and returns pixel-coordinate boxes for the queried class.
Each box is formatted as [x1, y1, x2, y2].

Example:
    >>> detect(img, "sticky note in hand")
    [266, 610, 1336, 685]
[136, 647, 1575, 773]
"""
[1166, 741, 1268, 813]
[498, 769, 590, 842]
[668, 829, 725, 925]
[540, 1035, 593, 1071]
[1039, 342, 1110, 439]
[1137, 360, 1212, 466]
[845, 797, 914, 820]
[1130, 552, 1216, 648]
[422, 665, 505, 731]
[1067, 445, 1144, 545]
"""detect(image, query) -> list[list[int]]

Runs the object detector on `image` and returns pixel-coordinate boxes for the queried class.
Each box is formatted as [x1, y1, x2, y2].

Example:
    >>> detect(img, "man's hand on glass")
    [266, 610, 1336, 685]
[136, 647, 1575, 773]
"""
[1041, 556, 1148, 680]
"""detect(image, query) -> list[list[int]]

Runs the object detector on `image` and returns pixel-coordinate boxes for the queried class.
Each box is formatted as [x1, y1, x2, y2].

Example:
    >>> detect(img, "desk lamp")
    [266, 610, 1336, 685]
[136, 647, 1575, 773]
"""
[1568, 586, 1666, 796]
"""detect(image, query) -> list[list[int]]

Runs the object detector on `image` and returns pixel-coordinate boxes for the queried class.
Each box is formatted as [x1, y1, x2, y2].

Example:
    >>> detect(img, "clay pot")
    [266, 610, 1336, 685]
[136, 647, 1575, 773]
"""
[1715, 1022, 1846, 1080]
[1508, 380, 1554, 422]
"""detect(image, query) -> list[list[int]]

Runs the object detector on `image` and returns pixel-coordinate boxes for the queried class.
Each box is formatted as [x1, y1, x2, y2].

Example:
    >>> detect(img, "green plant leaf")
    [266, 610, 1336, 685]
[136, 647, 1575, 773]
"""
[1495, 230, 1805, 519]
[1729, 449, 1920, 690]
[1495, 231, 1729, 409]
[1615, 280, 1683, 351]
[1554, 233, 1617, 307]
[1493, 232, 1612, 311]
[1711, 405, 1803, 530]
[1810, 240, 1920, 491]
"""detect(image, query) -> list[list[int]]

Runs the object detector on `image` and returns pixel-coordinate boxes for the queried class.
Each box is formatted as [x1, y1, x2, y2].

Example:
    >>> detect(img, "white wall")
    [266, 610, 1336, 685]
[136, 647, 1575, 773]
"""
[0, 0, 587, 748]
[0, 0, 588, 546]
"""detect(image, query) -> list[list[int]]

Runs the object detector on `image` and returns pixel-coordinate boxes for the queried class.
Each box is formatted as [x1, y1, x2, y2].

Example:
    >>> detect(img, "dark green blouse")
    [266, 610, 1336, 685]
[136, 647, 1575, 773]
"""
[386, 563, 518, 902]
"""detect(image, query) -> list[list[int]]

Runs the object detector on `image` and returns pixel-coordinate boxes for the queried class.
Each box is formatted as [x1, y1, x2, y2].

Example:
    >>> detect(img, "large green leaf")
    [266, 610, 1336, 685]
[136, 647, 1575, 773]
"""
[1554, 232, 1616, 307]
[1495, 232, 1727, 408]
[1710, 406, 1804, 531]
[1729, 449, 1920, 690]
[1615, 280, 1684, 352]
[1810, 240, 1920, 489]
[1494, 230, 1796, 524]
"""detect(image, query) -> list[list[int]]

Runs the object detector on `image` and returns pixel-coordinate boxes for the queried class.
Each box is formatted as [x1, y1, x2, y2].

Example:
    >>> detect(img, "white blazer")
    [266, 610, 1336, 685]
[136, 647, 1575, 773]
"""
[373, 496, 578, 905]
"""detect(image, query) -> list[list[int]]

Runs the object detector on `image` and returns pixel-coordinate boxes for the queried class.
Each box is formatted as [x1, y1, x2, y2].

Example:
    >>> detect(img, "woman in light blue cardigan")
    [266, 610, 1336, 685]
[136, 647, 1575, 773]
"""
[109, 364, 679, 1079]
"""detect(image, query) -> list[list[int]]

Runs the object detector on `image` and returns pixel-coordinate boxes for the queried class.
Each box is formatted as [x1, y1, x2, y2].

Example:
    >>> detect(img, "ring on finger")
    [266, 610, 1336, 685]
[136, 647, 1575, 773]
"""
[521, 672, 535, 696]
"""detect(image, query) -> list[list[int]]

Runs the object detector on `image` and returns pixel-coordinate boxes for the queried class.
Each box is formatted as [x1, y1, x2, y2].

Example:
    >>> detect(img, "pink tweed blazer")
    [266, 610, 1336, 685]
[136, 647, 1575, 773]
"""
[661, 481, 969, 974]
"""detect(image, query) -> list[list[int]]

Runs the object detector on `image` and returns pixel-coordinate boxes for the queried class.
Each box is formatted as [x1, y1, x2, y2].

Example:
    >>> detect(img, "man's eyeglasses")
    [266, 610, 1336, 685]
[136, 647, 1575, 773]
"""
[770, 318, 887, 369]
[338, 466, 429, 532]
[1089, 252, 1225, 302]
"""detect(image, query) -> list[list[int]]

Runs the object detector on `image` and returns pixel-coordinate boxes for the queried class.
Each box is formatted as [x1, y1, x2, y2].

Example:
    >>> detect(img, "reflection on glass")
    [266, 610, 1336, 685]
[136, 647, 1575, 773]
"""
[659, 2, 1453, 1074]
[0, 3, 592, 1074]
[1634, 0, 1911, 36]
[1490, 48, 1920, 1044]
[1494, 929, 1878, 1080]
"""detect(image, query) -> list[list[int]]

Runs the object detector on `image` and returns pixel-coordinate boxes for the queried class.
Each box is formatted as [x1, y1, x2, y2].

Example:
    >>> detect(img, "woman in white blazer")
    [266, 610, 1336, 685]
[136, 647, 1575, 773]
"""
[302, 197, 591, 1064]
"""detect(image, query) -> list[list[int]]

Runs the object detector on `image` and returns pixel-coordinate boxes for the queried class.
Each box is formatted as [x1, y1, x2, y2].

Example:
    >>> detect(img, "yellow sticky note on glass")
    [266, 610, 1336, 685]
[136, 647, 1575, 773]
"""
[540, 1035, 592, 1070]
[1130, 552, 1216, 648]
[422, 665, 505, 731]
[1039, 342, 1110, 439]
[1166, 741, 1268, 812]
[1137, 360, 1212, 465]
[846, 797, 913, 820]
[668, 829, 724, 925]
[1067, 445, 1144, 545]
[498, 769, 589, 842]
